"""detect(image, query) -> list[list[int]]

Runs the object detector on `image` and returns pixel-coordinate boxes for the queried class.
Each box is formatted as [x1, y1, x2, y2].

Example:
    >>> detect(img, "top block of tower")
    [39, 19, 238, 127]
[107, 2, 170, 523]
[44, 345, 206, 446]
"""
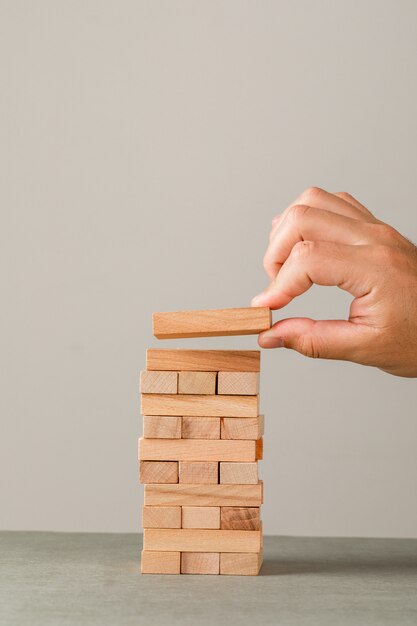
[152, 307, 271, 339]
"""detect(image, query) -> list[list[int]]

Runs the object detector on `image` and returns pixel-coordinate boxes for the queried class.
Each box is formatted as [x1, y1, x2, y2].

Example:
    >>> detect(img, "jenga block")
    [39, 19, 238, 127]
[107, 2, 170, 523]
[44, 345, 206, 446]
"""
[181, 552, 219, 574]
[139, 438, 262, 462]
[141, 394, 258, 417]
[220, 551, 263, 575]
[143, 529, 262, 553]
[221, 415, 264, 440]
[217, 372, 259, 396]
[152, 307, 271, 339]
[142, 506, 182, 529]
[179, 462, 218, 484]
[181, 507, 220, 529]
[220, 507, 261, 530]
[139, 461, 178, 484]
[144, 482, 263, 507]
[147, 349, 260, 372]
[141, 550, 181, 574]
[182, 417, 220, 439]
[178, 371, 216, 395]
[143, 415, 182, 439]
[220, 462, 258, 484]
[140, 371, 178, 394]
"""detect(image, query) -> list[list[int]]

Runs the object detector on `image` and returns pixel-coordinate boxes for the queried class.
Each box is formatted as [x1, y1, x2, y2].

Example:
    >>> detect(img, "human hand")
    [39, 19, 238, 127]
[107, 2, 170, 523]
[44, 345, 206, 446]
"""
[252, 187, 417, 377]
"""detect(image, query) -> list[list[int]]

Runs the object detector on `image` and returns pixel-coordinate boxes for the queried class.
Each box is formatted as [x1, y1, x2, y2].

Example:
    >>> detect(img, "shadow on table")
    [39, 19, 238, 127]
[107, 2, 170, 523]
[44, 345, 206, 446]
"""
[260, 556, 417, 577]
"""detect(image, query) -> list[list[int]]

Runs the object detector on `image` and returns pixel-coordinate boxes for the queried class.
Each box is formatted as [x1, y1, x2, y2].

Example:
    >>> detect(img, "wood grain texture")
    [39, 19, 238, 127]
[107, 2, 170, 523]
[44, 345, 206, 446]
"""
[152, 307, 271, 339]
[142, 506, 182, 529]
[140, 371, 178, 394]
[139, 461, 178, 484]
[143, 528, 262, 553]
[144, 482, 263, 507]
[181, 417, 220, 440]
[141, 550, 181, 574]
[220, 462, 258, 484]
[146, 349, 260, 372]
[143, 415, 182, 439]
[221, 415, 264, 440]
[220, 507, 261, 530]
[141, 394, 259, 417]
[179, 462, 218, 484]
[181, 506, 220, 529]
[181, 552, 219, 574]
[178, 371, 216, 395]
[139, 438, 261, 462]
[217, 372, 259, 396]
[220, 551, 263, 575]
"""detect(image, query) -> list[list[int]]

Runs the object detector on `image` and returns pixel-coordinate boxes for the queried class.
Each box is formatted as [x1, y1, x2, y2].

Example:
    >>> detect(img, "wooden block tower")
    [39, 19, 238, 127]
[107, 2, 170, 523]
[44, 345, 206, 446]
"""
[139, 307, 271, 575]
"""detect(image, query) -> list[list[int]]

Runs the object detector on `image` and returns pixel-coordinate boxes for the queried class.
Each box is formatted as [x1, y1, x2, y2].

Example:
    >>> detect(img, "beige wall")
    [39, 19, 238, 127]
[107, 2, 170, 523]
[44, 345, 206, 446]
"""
[1, 0, 416, 536]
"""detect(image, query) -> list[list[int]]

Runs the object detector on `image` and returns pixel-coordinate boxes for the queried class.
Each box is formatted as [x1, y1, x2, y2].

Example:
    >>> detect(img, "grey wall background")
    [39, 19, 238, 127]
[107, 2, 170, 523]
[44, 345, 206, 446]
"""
[1, 0, 416, 537]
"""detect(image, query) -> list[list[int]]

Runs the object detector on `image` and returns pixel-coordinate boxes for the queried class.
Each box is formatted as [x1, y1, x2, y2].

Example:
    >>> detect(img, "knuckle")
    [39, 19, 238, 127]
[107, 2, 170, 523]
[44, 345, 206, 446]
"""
[297, 333, 322, 359]
[291, 239, 316, 260]
[373, 222, 399, 242]
[300, 186, 324, 204]
[287, 204, 311, 224]
[336, 191, 352, 201]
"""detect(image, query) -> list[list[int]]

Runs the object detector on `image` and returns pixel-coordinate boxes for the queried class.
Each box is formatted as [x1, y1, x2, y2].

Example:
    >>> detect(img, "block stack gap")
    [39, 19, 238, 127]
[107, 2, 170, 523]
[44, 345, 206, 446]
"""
[139, 307, 271, 576]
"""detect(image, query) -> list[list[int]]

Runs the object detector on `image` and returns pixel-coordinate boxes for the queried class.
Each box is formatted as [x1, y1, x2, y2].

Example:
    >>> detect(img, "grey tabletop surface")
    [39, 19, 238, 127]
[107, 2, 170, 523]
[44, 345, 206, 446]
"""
[1, 532, 416, 626]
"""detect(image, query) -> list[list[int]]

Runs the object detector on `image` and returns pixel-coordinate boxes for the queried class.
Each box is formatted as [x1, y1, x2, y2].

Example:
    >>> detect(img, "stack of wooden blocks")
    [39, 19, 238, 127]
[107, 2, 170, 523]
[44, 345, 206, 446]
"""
[139, 307, 271, 576]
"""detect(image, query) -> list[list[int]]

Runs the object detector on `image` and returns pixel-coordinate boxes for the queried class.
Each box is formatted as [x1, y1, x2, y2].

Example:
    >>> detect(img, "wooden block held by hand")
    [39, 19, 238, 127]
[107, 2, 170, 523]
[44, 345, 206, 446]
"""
[142, 506, 181, 529]
[220, 507, 261, 530]
[178, 371, 216, 395]
[221, 416, 264, 440]
[181, 552, 219, 575]
[220, 462, 258, 484]
[139, 438, 261, 462]
[141, 550, 180, 574]
[143, 528, 262, 553]
[140, 371, 178, 394]
[141, 394, 259, 417]
[182, 417, 220, 439]
[217, 372, 259, 396]
[181, 506, 220, 529]
[143, 415, 181, 439]
[179, 461, 218, 484]
[139, 461, 178, 484]
[144, 482, 263, 507]
[220, 551, 263, 576]
[147, 349, 260, 372]
[152, 307, 271, 339]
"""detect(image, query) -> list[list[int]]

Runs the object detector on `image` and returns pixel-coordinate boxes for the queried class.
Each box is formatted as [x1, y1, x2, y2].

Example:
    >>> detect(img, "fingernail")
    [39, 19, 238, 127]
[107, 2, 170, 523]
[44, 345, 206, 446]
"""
[252, 292, 269, 306]
[260, 335, 285, 349]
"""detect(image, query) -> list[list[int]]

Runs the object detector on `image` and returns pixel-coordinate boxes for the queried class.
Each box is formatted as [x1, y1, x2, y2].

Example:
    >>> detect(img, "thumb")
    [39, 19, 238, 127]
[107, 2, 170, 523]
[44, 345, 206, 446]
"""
[258, 317, 374, 363]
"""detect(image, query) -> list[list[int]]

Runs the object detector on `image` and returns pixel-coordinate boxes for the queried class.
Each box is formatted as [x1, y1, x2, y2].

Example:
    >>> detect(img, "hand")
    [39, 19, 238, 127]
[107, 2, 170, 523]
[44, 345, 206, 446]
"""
[252, 187, 417, 377]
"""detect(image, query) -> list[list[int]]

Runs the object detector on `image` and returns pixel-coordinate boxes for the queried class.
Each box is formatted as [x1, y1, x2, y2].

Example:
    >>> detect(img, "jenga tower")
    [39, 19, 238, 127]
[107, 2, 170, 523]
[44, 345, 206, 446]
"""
[139, 307, 271, 575]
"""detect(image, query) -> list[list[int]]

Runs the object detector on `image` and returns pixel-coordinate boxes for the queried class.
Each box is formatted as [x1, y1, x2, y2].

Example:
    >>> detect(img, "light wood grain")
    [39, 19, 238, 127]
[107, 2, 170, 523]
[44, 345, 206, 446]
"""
[181, 506, 220, 529]
[142, 506, 182, 529]
[179, 462, 218, 484]
[141, 394, 259, 417]
[217, 372, 259, 396]
[221, 415, 264, 440]
[181, 417, 220, 439]
[143, 528, 262, 553]
[146, 349, 260, 372]
[181, 552, 219, 574]
[139, 461, 178, 484]
[140, 370, 178, 394]
[141, 550, 181, 574]
[143, 415, 182, 439]
[178, 371, 216, 395]
[220, 551, 263, 575]
[144, 482, 263, 507]
[139, 438, 260, 462]
[220, 507, 261, 530]
[220, 462, 258, 484]
[152, 307, 271, 339]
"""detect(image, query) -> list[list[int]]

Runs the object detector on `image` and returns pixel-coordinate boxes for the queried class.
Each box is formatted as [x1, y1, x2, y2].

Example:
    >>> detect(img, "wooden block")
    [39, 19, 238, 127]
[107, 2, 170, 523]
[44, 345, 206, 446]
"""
[144, 482, 263, 507]
[142, 506, 182, 529]
[178, 371, 216, 395]
[147, 349, 260, 372]
[181, 506, 220, 529]
[141, 550, 181, 574]
[217, 372, 259, 395]
[181, 552, 219, 574]
[143, 415, 181, 439]
[220, 462, 258, 484]
[140, 371, 178, 394]
[220, 507, 261, 530]
[139, 438, 261, 462]
[182, 417, 220, 439]
[179, 462, 218, 484]
[141, 394, 259, 417]
[152, 307, 271, 339]
[220, 551, 263, 575]
[256, 438, 263, 460]
[221, 415, 264, 440]
[139, 461, 178, 484]
[143, 529, 262, 553]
